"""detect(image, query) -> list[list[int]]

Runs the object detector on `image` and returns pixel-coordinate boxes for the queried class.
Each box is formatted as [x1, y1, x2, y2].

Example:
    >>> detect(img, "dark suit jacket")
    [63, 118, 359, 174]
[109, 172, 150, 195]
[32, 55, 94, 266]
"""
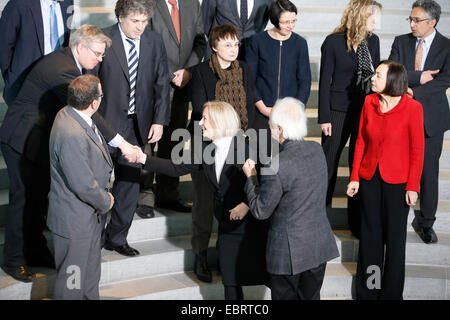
[318, 32, 380, 123]
[144, 136, 251, 230]
[48, 106, 114, 240]
[245, 139, 340, 275]
[0, 47, 117, 162]
[246, 31, 312, 106]
[202, 0, 271, 40]
[94, 24, 170, 144]
[0, 0, 73, 105]
[188, 59, 256, 133]
[150, 0, 206, 76]
[389, 31, 450, 137]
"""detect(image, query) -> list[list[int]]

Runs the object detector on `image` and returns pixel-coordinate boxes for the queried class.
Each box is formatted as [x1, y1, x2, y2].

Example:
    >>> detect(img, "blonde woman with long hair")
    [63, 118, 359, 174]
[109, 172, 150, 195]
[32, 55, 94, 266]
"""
[318, 0, 382, 238]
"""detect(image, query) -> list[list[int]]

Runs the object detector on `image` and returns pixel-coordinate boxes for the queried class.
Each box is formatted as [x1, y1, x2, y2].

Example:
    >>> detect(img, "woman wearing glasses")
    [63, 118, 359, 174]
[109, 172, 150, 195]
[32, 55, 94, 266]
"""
[246, 0, 311, 157]
[318, 0, 382, 238]
[187, 24, 259, 290]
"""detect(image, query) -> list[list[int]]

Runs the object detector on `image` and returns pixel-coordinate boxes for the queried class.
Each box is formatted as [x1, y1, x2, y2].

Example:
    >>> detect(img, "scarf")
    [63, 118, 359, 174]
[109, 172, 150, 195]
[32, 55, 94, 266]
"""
[356, 40, 375, 95]
[209, 53, 248, 130]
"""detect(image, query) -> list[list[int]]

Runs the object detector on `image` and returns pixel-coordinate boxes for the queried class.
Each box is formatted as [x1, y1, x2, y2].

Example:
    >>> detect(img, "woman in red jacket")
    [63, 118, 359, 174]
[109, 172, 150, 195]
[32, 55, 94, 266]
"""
[346, 60, 424, 300]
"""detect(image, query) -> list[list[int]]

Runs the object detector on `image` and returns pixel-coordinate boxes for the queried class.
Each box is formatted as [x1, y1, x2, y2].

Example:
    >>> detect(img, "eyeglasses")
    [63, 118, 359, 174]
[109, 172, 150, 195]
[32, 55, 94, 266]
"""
[279, 19, 297, 26]
[88, 46, 106, 58]
[97, 93, 104, 99]
[221, 42, 241, 49]
[406, 17, 430, 23]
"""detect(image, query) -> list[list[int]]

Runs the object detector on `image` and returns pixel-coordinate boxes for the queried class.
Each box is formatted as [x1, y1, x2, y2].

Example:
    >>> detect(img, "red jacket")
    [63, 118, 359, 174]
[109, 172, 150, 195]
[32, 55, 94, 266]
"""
[350, 93, 424, 192]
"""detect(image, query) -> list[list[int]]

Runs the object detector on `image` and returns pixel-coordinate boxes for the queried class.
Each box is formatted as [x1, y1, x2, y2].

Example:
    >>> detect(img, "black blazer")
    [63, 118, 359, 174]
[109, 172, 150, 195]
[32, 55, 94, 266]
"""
[389, 31, 450, 137]
[93, 24, 171, 144]
[188, 59, 256, 133]
[144, 135, 253, 233]
[0, 0, 73, 105]
[318, 32, 380, 123]
[0, 47, 117, 163]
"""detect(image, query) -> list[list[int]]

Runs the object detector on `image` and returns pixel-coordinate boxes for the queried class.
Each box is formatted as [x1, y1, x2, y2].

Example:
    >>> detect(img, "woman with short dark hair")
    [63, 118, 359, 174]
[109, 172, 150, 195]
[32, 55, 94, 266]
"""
[187, 24, 258, 287]
[347, 60, 425, 300]
[245, 0, 311, 157]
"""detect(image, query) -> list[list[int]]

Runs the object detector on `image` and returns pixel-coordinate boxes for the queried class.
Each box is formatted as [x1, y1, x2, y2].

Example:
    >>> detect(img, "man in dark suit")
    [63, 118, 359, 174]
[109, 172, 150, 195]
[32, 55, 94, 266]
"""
[201, 0, 272, 59]
[0, 0, 74, 106]
[93, 0, 170, 256]
[48, 75, 114, 300]
[243, 97, 339, 300]
[135, 0, 206, 217]
[0, 25, 137, 282]
[389, 0, 450, 244]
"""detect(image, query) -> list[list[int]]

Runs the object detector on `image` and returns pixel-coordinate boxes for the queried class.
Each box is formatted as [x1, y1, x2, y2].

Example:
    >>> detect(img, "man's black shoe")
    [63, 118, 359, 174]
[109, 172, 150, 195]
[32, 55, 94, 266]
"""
[157, 200, 192, 213]
[103, 244, 140, 256]
[412, 221, 438, 244]
[136, 205, 155, 219]
[194, 251, 212, 283]
[2, 265, 35, 283]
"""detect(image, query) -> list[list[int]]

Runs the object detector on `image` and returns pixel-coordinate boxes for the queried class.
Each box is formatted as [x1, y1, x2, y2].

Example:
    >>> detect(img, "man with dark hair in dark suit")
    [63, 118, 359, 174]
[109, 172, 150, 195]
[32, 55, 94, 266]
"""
[48, 74, 114, 300]
[389, 0, 450, 244]
[0, 0, 74, 106]
[134, 0, 206, 218]
[0, 24, 138, 282]
[92, 0, 170, 257]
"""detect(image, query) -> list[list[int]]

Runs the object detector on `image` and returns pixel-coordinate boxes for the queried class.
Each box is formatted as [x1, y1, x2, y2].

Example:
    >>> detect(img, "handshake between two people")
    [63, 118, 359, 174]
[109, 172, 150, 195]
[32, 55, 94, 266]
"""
[123, 145, 147, 164]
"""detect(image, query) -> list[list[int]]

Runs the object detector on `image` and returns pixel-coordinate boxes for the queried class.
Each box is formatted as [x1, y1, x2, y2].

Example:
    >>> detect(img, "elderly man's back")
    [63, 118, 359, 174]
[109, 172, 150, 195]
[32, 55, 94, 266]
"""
[247, 139, 339, 275]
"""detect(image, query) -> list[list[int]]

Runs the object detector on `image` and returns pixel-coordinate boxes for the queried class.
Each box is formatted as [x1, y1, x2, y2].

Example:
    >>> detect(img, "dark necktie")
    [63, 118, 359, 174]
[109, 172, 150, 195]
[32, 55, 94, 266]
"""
[240, 0, 248, 26]
[91, 123, 102, 143]
[126, 38, 138, 114]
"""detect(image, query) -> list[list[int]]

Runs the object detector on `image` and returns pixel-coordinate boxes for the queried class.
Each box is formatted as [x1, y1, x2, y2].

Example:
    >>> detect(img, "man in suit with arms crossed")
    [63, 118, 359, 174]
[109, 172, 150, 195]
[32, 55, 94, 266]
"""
[389, 0, 450, 244]
[93, 0, 170, 256]
[0, 25, 137, 282]
[0, 0, 74, 106]
[48, 74, 114, 300]
[134, 0, 206, 218]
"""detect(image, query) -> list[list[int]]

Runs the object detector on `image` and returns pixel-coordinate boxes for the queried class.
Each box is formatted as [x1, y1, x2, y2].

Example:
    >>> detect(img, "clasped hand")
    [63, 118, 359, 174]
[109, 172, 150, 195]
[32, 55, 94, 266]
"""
[243, 159, 257, 178]
[229, 202, 249, 221]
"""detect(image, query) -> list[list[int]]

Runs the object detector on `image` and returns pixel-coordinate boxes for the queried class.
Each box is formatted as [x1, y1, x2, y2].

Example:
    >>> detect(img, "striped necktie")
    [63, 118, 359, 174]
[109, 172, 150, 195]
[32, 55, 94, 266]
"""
[126, 38, 138, 114]
[50, 1, 60, 51]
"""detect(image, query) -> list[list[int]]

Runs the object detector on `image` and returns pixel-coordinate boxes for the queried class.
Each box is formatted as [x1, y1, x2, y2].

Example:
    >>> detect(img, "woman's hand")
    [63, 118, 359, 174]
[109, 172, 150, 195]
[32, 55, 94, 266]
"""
[229, 202, 249, 221]
[346, 181, 359, 197]
[320, 123, 332, 136]
[405, 191, 418, 206]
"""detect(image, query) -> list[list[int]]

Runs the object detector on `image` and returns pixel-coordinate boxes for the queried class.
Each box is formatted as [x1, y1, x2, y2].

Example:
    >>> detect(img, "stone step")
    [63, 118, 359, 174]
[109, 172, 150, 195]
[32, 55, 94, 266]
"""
[1, 224, 449, 288]
[4, 261, 448, 300]
[2, 197, 450, 247]
[1, 225, 450, 300]
[97, 262, 450, 300]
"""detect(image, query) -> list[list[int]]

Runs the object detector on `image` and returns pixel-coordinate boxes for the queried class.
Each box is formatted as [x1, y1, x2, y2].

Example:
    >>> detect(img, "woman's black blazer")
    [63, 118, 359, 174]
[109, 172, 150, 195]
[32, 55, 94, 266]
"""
[187, 59, 256, 133]
[318, 32, 380, 123]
